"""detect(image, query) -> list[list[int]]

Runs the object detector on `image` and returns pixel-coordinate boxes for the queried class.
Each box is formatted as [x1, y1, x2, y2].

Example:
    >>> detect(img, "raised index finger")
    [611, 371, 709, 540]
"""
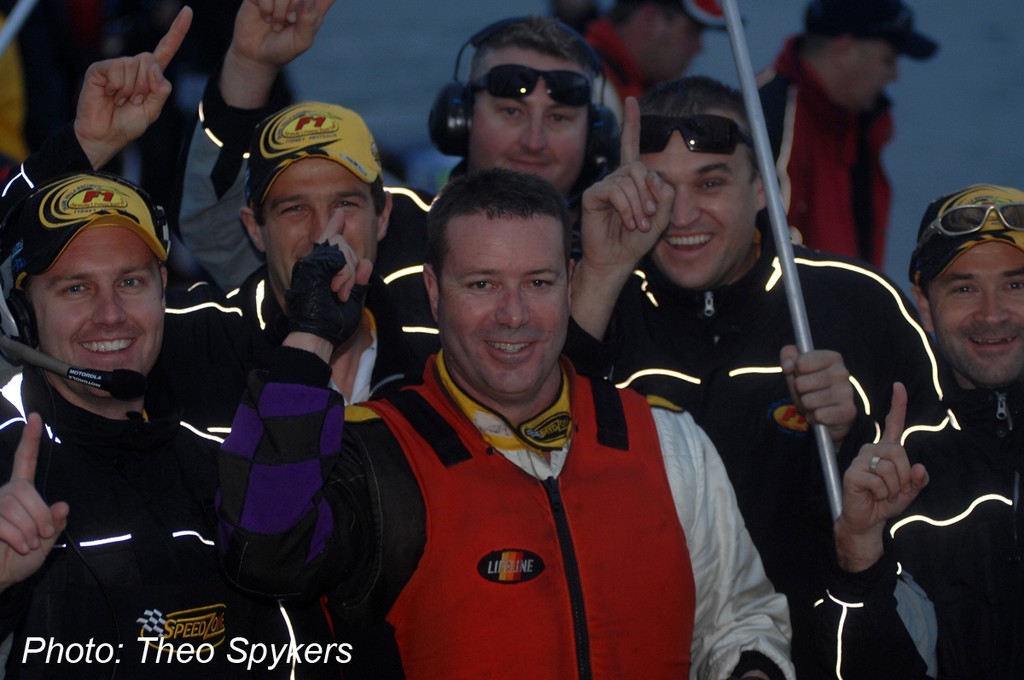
[619, 96, 641, 166]
[153, 6, 194, 71]
[880, 382, 907, 444]
[320, 208, 347, 243]
[11, 413, 43, 483]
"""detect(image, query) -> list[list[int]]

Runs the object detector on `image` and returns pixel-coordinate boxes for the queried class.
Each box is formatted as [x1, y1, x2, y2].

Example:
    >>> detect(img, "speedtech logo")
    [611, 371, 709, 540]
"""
[135, 604, 228, 650]
[523, 414, 571, 444]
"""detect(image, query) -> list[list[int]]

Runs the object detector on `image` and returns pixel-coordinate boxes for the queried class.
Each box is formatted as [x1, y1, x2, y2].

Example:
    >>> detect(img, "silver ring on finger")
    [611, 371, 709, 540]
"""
[868, 455, 881, 472]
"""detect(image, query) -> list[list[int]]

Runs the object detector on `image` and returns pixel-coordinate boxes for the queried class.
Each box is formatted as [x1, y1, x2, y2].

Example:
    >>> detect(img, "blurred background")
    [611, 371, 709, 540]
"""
[283, 0, 1024, 294]
[4, 0, 1019, 294]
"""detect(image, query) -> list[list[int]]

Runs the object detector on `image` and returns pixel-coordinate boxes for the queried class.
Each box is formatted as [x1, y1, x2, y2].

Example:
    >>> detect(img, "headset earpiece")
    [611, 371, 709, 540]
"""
[587, 102, 620, 171]
[428, 81, 474, 158]
[6, 288, 37, 349]
[151, 203, 171, 259]
[427, 16, 619, 171]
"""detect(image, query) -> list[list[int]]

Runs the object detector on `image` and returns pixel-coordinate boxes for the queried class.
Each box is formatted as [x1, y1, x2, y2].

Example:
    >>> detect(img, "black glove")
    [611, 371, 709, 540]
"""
[285, 242, 368, 346]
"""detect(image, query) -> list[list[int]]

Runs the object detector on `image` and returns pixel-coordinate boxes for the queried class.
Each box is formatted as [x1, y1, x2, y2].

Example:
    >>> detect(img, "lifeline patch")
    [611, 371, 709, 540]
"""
[477, 549, 545, 584]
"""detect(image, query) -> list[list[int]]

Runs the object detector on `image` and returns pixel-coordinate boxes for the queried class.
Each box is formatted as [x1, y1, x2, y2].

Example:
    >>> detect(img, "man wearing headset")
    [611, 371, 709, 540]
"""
[177, 2, 617, 355]
[821, 184, 1024, 678]
[0, 1, 426, 418]
[0, 173, 335, 678]
[183, 98, 427, 409]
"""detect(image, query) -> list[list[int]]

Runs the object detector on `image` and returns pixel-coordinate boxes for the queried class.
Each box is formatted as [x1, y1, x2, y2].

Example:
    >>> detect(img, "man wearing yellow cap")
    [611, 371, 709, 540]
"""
[820, 184, 1024, 677]
[179, 99, 424, 408]
[177, 1, 616, 360]
[0, 172, 335, 677]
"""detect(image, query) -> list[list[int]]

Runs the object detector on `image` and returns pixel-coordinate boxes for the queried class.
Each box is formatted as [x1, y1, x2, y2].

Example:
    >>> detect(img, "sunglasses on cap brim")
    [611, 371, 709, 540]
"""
[916, 203, 1024, 249]
[471, 64, 592, 107]
[639, 114, 753, 155]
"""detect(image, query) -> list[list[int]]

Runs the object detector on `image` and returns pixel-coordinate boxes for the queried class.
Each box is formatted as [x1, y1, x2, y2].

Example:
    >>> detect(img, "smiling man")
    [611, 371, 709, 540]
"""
[178, 10, 616, 359]
[0, 172, 333, 677]
[462, 27, 591, 199]
[217, 167, 794, 679]
[567, 76, 943, 677]
[822, 184, 1024, 678]
[421, 191, 571, 423]
[222, 101, 423, 404]
[2, 174, 168, 421]
[437, 16, 614, 207]
[911, 190, 1024, 391]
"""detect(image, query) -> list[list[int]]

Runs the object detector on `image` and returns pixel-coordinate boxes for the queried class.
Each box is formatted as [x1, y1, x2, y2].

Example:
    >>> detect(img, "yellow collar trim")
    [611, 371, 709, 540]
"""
[435, 351, 573, 453]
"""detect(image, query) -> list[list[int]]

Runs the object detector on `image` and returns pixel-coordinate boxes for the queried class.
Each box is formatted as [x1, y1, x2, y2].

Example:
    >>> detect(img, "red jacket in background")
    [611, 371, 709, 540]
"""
[585, 17, 645, 104]
[759, 36, 894, 267]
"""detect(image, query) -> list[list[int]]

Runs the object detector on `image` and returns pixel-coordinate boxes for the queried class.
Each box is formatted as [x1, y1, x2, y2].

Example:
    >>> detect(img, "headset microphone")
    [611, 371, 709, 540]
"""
[0, 334, 148, 400]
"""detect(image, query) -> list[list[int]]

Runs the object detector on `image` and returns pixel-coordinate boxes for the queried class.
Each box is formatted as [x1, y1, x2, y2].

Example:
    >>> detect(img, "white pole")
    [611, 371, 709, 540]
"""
[720, 0, 844, 521]
[0, 0, 40, 59]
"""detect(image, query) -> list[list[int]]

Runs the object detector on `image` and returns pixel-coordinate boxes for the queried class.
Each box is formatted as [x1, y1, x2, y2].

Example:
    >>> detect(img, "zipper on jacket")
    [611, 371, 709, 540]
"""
[702, 290, 715, 318]
[997, 391, 1010, 426]
[542, 476, 591, 680]
[1001, 391, 1020, 561]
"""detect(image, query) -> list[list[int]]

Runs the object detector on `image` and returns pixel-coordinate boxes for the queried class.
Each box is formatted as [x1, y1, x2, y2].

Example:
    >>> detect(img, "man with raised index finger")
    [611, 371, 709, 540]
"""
[567, 75, 943, 677]
[822, 184, 1024, 678]
[0, 171, 335, 678]
[177, 6, 620, 360]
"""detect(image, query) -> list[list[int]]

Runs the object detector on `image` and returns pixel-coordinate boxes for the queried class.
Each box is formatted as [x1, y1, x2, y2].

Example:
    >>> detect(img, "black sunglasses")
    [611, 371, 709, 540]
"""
[471, 64, 592, 107]
[639, 114, 753, 155]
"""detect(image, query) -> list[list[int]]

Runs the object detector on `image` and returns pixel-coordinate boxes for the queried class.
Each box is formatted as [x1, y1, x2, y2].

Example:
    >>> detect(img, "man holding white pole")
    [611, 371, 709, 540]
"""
[570, 80, 942, 677]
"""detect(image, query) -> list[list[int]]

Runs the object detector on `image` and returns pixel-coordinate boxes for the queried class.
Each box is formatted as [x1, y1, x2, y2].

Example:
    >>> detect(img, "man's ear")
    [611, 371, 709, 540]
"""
[423, 263, 440, 324]
[567, 258, 575, 306]
[376, 191, 393, 242]
[240, 207, 267, 253]
[911, 284, 935, 334]
[753, 174, 767, 212]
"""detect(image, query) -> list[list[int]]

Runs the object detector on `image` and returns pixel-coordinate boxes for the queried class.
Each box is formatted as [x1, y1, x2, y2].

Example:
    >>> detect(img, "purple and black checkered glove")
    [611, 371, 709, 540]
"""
[285, 242, 368, 347]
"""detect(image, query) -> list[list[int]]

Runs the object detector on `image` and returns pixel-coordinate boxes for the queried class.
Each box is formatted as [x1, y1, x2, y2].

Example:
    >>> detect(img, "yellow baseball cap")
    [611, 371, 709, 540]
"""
[245, 101, 382, 209]
[909, 183, 1024, 286]
[0, 172, 168, 290]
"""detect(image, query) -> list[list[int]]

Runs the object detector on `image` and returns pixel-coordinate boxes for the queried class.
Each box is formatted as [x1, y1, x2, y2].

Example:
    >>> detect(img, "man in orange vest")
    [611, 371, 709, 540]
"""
[217, 167, 794, 679]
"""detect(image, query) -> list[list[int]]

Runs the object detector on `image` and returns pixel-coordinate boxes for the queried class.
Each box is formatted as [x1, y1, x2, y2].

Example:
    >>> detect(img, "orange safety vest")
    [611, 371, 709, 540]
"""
[367, 368, 696, 679]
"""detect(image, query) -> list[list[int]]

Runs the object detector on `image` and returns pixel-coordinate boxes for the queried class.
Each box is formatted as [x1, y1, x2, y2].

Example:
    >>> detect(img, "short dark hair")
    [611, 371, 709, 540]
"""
[639, 76, 758, 176]
[468, 16, 600, 80]
[426, 168, 572, 277]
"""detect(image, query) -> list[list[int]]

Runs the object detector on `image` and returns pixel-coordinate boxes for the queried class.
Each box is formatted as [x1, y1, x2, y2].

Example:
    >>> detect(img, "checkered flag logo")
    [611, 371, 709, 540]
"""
[136, 609, 168, 637]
